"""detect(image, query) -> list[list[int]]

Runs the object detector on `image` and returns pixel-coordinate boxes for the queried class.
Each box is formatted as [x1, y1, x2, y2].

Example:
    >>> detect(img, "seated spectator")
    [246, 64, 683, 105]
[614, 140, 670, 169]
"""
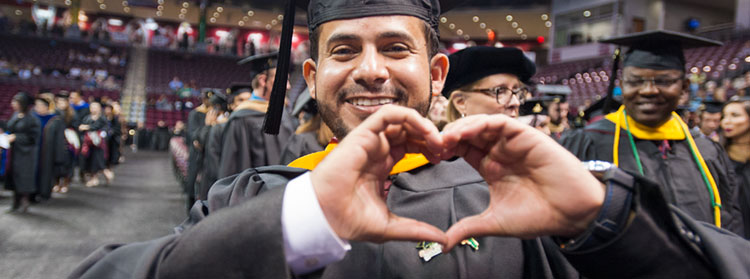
[32, 65, 42, 76]
[155, 95, 173, 111]
[93, 54, 104, 64]
[18, 65, 32, 80]
[0, 59, 12, 76]
[101, 76, 119, 90]
[151, 120, 171, 151]
[169, 76, 183, 92]
[94, 68, 108, 80]
[174, 100, 183, 111]
[108, 55, 119, 66]
[68, 66, 81, 79]
[68, 50, 77, 61]
[83, 76, 97, 89]
[188, 81, 199, 96]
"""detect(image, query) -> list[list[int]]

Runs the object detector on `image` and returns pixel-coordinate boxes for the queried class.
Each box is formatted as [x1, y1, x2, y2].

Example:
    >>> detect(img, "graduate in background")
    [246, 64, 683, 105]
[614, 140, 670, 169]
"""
[697, 100, 723, 142]
[217, 53, 294, 178]
[561, 30, 744, 234]
[518, 97, 551, 136]
[33, 94, 67, 200]
[103, 103, 121, 182]
[79, 101, 109, 187]
[442, 46, 535, 122]
[720, 96, 750, 238]
[5, 92, 40, 213]
[196, 90, 230, 201]
[280, 89, 333, 165]
[184, 90, 210, 211]
[54, 91, 78, 193]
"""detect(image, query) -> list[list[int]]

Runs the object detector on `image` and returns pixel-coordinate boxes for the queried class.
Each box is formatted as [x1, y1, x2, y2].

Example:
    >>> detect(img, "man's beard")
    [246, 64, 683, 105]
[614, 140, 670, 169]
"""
[318, 83, 432, 139]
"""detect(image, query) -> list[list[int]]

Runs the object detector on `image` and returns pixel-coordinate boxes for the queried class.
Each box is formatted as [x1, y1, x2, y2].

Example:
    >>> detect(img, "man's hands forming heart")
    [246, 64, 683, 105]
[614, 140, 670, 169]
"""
[310, 105, 605, 251]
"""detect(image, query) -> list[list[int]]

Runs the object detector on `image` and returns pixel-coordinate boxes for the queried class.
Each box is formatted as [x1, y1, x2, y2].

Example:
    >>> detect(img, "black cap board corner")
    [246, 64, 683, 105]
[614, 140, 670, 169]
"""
[700, 100, 724, 114]
[262, 0, 465, 134]
[237, 51, 280, 79]
[228, 82, 254, 95]
[442, 46, 536, 98]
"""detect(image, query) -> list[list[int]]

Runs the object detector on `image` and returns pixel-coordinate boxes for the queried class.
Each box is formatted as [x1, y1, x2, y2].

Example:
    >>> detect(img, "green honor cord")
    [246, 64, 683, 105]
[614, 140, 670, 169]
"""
[622, 110, 718, 209]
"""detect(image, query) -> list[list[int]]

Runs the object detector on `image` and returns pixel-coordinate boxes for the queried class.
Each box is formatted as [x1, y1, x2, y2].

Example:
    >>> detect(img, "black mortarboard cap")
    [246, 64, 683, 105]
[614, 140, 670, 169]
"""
[442, 46, 536, 98]
[210, 91, 229, 111]
[536, 84, 571, 103]
[238, 52, 280, 78]
[292, 88, 317, 116]
[262, 0, 463, 134]
[520, 97, 549, 116]
[600, 30, 722, 71]
[700, 100, 724, 114]
[228, 82, 254, 96]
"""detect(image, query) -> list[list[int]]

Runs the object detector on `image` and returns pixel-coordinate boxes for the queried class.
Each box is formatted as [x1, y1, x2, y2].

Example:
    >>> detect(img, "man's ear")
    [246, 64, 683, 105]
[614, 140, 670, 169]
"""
[430, 53, 449, 97]
[303, 58, 318, 99]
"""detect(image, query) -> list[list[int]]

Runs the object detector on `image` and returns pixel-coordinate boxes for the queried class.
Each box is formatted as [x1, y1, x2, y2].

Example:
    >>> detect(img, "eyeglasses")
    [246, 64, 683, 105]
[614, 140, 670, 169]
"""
[465, 86, 528, 104]
[622, 76, 682, 89]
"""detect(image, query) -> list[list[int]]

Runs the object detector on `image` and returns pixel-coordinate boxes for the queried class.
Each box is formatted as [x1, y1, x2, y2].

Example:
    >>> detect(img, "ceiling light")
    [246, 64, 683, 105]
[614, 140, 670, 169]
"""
[278, 15, 284, 20]
[122, 1, 128, 6]
[181, 8, 187, 14]
[541, 14, 548, 21]
[521, 34, 528, 39]
[213, 12, 219, 17]
[15, 10, 22, 16]
[238, 21, 244, 26]
[210, 18, 216, 23]
[265, 24, 272, 30]
[506, 15, 513, 21]
[479, 23, 486, 29]
[179, 14, 185, 19]
[243, 16, 249, 21]
[456, 29, 463, 35]
[516, 28, 523, 34]
[472, 16, 479, 22]
[124, 6, 130, 12]
[157, 5, 164, 11]
[463, 34, 470, 40]
[65, 0, 72, 5]
[448, 23, 455, 29]
[156, 10, 162, 16]
[545, 21, 552, 27]
[247, 11, 254, 16]
[217, 7, 223, 12]
[100, 4, 107, 9]
[271, 19, 278, 25]
[440, 17, 447, 23]
[157, 0, 164, 4]
[511, 22, 518, 28]
[583, 10, 591, 17]
[182, 2, 189, 8]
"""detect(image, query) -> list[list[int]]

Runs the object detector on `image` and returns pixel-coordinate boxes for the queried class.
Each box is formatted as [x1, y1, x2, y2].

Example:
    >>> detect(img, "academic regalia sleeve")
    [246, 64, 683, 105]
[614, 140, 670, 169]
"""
[12, 116, 41, 146]
[558, 128, 599, 161]
[69, 167, 307, 279]
[562, 173, 750, 278]
[52, 118, 68, 166]
[218, 119, 259, 178]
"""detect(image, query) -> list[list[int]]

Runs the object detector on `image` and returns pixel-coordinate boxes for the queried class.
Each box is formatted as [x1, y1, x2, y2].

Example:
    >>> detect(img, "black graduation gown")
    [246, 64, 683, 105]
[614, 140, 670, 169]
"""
[37, 115, 67, 199]
[70, 159, 750, 278]
[135, 128, 152, 150]
[733, 160, 750, 239]
[185, 109, 207, 203]
[106, 116, 121, 167]
[279, 132, 324, 165]
[57, 110, 77, 179]
[560, 119, 745, 235]
[150, 127, 171, 151]
[197, 122, 226, 200]
[4, 113, 40, 194]
[217, 101, 293, 178]
[81, 115, 108, 173]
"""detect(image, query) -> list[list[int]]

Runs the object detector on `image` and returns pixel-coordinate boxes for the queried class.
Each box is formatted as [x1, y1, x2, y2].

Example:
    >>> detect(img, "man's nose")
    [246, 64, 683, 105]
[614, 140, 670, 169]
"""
[351, 46, 388, 87]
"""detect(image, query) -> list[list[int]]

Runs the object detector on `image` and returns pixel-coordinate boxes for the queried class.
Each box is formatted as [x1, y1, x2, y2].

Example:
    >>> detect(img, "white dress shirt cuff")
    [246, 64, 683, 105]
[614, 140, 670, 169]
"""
[281, 172, 351, 275]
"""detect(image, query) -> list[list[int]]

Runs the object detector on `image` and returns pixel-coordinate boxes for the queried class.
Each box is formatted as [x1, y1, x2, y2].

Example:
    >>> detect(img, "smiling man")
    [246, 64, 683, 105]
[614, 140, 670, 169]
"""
[71, 3, 750, 279]
[561, 30, 744, 235]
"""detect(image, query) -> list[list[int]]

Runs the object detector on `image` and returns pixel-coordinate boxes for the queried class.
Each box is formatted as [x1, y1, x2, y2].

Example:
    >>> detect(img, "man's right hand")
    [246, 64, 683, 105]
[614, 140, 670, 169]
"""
[310, 105, 447, 244]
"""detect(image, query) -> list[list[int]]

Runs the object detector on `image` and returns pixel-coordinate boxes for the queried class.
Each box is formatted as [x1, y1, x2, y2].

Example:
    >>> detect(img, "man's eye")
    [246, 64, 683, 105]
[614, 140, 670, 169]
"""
[331, 47, 356, 55]
[384, 44, 409, 53]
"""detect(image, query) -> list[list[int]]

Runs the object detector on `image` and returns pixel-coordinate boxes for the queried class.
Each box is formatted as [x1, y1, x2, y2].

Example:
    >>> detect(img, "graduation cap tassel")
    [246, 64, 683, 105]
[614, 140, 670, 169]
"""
[602, 47, 621, 114]
[262, 0, 296, 134]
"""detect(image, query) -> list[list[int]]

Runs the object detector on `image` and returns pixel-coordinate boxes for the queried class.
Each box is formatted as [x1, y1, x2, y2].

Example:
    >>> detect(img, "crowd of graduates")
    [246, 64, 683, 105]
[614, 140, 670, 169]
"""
[0, 90, 122, 212]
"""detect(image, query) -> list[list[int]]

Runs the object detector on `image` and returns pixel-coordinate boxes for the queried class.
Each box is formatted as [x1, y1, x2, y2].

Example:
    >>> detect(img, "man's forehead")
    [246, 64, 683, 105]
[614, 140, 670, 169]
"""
[318, 15, 425, 41]
[623, 66, 683, 76]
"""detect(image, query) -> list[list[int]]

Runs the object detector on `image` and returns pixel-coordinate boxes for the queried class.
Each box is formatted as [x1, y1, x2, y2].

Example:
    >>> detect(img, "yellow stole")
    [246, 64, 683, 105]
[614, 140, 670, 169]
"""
[288, 142, 431, 175]
[604, 107, 685, 140]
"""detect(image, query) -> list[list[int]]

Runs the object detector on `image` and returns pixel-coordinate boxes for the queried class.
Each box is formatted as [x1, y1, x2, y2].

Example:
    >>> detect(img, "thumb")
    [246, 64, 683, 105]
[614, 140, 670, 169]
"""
[443, 213, 498, 252]
[379, 214, 447, 245]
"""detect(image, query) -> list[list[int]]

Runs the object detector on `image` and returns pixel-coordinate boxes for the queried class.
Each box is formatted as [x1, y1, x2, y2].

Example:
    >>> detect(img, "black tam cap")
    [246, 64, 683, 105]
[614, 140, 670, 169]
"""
[228, 82, 254, 96]
[601, 30, 722, 71]
[535, 84, 571, 103]
[209, 91, 229, 111]
[520, 97, 548, 116]
[260, 0, 464, 135]
[442, 46, 536, 98]
[700, 100, 724, 114]
[237, 52, 279, 80]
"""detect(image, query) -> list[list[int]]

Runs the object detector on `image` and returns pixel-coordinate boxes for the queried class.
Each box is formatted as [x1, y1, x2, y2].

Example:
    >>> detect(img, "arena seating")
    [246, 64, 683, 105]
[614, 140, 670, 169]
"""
[145, 49, 254, 94]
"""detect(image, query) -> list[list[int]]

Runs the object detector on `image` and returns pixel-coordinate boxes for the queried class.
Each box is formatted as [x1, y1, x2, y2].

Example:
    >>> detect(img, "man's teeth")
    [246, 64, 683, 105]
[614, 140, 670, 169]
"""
[348, 98, 394, 106]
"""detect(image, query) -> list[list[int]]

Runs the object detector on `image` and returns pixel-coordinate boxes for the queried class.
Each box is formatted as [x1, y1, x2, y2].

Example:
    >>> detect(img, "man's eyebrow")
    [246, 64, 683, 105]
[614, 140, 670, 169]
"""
[325, 33, 360, 49]
[377, 31, 416, 44]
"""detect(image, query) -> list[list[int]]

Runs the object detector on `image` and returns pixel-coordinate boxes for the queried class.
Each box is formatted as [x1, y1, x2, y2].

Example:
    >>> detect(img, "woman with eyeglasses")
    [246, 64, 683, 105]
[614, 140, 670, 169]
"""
[442, 46, 536, 122]
[720, 96, 750, 238]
